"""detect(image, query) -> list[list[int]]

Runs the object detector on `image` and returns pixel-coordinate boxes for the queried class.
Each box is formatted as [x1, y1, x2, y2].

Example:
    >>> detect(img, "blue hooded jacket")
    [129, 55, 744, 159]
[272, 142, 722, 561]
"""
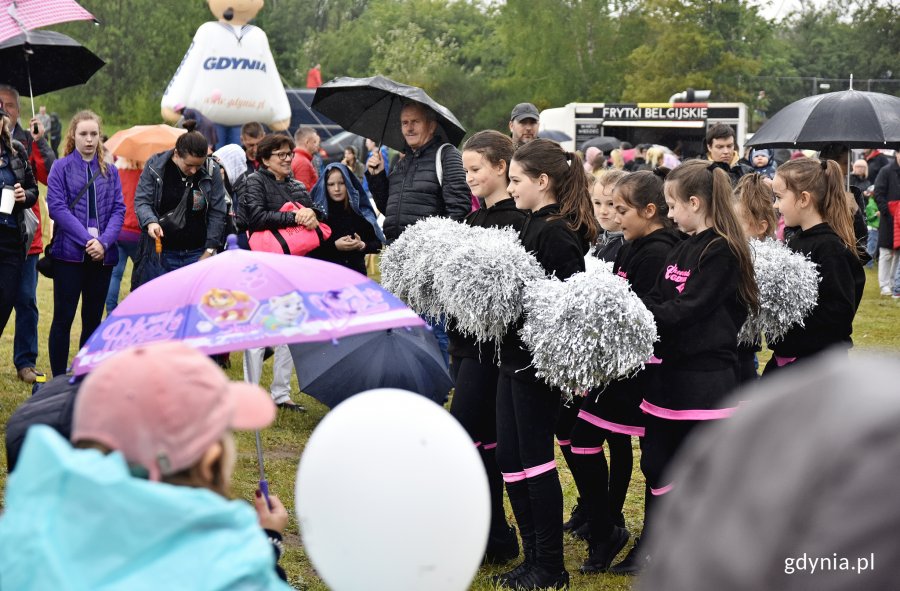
[310, 162, 386, 245]
[0, 426, 291, 591]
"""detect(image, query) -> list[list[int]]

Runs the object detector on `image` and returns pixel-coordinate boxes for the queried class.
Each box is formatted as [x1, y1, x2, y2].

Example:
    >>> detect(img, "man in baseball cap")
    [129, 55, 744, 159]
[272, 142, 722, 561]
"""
[509, 102, 540, 147]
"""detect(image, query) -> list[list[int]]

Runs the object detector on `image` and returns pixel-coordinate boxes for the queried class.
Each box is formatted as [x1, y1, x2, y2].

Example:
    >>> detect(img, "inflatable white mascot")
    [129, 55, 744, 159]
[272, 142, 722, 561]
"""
[161, 0, 291, 148]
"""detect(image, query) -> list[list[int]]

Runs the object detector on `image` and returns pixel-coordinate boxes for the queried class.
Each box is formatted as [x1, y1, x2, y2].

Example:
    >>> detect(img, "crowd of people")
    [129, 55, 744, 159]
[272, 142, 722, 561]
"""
[0, 87, 894, 590]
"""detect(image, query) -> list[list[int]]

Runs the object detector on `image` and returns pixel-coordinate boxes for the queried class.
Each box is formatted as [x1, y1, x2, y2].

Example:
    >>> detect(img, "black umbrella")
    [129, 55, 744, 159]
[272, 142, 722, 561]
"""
[580, 136, 622, 153]
[746, 89, 900, 150]
[0, 29, 104, 120]
[538, 129, 572, 143]
[289, 327, 453, 408]
[311, 75, 466, 151]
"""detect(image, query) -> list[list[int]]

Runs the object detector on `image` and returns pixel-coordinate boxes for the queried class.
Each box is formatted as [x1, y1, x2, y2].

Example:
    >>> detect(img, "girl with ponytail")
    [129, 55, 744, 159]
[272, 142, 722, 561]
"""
[492, 139, 596, 590]
[767, 158, 865, 372]
[633, 159, 759, 572]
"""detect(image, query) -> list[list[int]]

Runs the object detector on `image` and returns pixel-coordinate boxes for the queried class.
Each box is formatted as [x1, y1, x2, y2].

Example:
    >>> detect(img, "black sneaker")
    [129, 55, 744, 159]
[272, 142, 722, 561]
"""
[512, 565, 569, 590]
[484, 525, 520, 564]
[562, 501, 586, 532]
[579, 525, 630, 574]
[491, 559, 531, 588]
[608, 537, 649, 575]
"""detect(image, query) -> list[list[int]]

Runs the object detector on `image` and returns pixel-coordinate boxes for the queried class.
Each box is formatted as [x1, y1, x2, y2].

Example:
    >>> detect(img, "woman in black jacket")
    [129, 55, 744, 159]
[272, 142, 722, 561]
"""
[0, 105, 39, 339]
[243, 134, 323, 412]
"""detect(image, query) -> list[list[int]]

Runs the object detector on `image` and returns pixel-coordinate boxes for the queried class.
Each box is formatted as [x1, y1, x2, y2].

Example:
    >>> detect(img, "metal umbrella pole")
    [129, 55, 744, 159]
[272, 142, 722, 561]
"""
[255, 430, 272, 509]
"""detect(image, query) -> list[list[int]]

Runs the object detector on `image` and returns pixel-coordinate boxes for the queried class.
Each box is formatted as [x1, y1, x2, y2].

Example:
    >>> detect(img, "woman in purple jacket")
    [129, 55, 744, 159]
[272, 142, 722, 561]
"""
[46, 111, 125, 376]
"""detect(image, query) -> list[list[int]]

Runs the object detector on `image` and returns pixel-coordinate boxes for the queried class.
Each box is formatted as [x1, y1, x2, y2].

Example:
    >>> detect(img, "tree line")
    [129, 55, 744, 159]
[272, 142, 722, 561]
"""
[43, 0, 899, 134]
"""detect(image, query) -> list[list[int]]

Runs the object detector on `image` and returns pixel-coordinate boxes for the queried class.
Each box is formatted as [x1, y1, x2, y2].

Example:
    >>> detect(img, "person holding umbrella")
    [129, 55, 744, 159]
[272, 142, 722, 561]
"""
[0, 85, 55, 385]
[365, 100, 470, 365]
[46, 111, 125, 377]
[0, 101, 38, 349]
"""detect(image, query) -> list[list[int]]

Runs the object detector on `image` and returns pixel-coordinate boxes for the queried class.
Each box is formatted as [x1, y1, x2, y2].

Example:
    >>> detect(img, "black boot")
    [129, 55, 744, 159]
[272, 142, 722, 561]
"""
[485, 524, 520, 564]
[528, 472, 567, 580]
[562, 498, 586, 532]
[493, 480, 536, 587]
[608, 537, 650, 575]
[512, 564, 570, 590]
[580, 525, 629, 574]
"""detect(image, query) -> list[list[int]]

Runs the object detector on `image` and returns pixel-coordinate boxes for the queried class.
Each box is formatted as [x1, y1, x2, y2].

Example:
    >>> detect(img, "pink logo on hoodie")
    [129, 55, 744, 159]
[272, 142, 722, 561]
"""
[664, 264, 691, 293]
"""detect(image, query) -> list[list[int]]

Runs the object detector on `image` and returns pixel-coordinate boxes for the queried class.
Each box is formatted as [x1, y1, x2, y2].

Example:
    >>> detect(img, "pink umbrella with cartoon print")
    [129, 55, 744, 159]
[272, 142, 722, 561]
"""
[71, 236, 424, 376]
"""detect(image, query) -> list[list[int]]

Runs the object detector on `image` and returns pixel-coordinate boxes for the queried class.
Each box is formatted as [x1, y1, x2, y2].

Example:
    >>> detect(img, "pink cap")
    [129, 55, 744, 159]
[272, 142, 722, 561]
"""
[72, 342, 276, 481]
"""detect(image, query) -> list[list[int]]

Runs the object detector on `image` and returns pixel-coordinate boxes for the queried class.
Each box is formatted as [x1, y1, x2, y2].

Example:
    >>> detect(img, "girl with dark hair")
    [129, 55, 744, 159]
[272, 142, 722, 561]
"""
[309, 162, 384, 275]
[133, 120, 227, 283]
[446, 130, 525, 565]
[243, 133, 323, 411]
[767, 159, 865, 372]
[494, 139, 597, 590]
[628, 159, 758, 573]
[568, 169, 683, 575]
[46, 111, 125, 376]
[0, 105, 39, 341]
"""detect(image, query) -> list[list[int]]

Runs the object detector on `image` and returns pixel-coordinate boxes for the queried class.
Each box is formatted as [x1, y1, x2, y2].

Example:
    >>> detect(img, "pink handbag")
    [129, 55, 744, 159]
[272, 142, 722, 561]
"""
[248, 202, 332, 256]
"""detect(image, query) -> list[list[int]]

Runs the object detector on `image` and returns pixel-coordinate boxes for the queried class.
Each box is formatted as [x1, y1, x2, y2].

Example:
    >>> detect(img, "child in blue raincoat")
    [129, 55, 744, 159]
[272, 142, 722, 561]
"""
[0, 342, 292, 590]
[309, 162, 385, 275]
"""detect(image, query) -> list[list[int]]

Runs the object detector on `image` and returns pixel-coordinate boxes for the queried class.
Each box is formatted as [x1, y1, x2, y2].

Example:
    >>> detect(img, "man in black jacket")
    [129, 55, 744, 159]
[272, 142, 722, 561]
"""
[365, 101, 470, 243]
[365, 101, 470, 366]
[874, 151, 900, 297]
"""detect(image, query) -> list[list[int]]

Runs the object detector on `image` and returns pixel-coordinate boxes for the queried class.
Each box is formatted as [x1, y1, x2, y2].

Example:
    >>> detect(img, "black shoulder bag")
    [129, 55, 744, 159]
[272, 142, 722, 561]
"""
[37, 168, 101, 279]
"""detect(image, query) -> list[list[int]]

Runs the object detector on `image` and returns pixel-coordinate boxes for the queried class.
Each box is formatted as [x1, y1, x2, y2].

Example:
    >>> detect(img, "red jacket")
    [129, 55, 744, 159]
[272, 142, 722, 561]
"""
[291, 147, 318, 190]
[306, 67, 322, 89]
[117, 168, 142, 241]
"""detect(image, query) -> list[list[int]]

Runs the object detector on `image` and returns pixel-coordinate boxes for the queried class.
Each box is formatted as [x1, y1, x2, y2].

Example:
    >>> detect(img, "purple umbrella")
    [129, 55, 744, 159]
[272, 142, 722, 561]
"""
[71, 240, 424, 376]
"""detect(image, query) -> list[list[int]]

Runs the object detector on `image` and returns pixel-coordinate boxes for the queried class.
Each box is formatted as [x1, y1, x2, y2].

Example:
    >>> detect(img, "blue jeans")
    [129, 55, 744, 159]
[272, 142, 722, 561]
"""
[866, 227, 878, 268]
[161, 248, 204, 273]
[423, 314, 450, 368]
[105, 241, 140, 315]
[13, 253, 39, 370]
[213, 125, 242, 150]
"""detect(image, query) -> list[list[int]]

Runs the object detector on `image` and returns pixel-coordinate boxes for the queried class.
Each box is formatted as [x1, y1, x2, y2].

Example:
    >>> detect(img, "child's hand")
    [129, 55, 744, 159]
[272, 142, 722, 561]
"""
[254, 490, 289, 534]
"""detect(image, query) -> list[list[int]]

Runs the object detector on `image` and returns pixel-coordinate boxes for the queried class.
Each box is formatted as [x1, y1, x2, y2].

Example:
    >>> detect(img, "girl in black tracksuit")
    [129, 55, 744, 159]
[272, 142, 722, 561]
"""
[494, 139, 598, 591]
[567, 170, 684, 575]
[733, 174, 778, 383]
[557, 170, 627, 541]
[447, 131, 527, 564]
[766, 159, 865, 373]
[635, 160, 759, 572]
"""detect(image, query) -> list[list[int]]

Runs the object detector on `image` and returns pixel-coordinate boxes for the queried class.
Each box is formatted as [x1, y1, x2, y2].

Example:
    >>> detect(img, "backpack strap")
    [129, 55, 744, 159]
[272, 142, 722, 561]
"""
[435, 143, 452, 187]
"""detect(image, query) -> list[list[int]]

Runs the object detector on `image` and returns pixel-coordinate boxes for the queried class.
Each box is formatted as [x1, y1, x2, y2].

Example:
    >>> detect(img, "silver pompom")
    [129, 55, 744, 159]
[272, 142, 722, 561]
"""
[520, 265, 658, 394]
[740, 238, 821, 345]
[434, 225, 546, 342]
[379, 217, 475, 317]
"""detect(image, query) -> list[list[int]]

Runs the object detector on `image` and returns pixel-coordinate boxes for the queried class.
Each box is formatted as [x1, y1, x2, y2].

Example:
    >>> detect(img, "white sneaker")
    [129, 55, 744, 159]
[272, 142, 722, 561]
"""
[882, 288, 892, 296]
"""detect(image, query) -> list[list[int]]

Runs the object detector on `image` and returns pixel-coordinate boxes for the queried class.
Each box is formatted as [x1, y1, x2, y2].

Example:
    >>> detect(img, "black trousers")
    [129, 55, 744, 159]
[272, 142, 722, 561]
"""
[0, 229, 23, 339]
[49, 260, 112, 376]
[449, 356, 510, 537]
[496, 369, 564, 571]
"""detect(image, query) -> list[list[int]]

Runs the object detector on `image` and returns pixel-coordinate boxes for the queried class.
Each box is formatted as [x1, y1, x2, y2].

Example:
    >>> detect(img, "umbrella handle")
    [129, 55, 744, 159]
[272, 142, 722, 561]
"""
[259, 478, 272, 510]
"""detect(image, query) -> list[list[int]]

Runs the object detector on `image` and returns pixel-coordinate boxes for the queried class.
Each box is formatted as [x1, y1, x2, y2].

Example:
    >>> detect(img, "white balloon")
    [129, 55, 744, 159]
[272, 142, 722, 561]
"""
[296, 389, 490, 591]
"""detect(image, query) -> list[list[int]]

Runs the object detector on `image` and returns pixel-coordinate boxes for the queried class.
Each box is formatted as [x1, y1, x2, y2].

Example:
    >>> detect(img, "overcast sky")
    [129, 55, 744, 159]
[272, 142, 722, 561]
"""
[753, 0, 830, 21]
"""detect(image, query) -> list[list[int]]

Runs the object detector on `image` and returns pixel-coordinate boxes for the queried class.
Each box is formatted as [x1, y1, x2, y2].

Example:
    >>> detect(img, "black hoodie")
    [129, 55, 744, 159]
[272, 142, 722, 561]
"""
[644, 228, 747, 371]
[447, 198, 528, 360]
[613, 227, 683, 297]
[770, 223, 865, 358]
[499, 203, 590, 375]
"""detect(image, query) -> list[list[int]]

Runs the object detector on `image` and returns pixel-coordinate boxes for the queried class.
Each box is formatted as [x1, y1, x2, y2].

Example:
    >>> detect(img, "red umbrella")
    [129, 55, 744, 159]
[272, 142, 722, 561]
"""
[0, 0, 98, 45]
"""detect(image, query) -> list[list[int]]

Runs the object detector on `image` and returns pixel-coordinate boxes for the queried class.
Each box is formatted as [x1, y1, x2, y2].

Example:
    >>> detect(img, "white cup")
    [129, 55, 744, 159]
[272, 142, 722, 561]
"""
[0, 185, 15, 215]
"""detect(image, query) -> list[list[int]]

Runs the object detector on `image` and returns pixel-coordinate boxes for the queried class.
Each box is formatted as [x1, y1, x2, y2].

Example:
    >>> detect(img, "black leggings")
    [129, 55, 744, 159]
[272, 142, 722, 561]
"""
[496, 370, 563, 571]
[449, 356, 509, 537]
[49, 260, 112, 376]
[0, 234, 23, 339]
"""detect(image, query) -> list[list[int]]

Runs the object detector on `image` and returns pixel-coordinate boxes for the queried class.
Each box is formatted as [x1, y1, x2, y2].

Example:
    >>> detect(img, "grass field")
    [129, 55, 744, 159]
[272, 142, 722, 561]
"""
[0, 214, 898, 589]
